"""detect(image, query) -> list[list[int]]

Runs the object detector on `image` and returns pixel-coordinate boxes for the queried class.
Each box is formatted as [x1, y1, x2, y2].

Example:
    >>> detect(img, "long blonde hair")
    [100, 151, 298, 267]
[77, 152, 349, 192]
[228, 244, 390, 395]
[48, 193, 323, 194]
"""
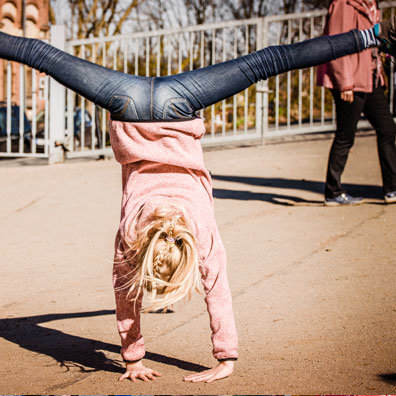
[122, 204, 201, 312]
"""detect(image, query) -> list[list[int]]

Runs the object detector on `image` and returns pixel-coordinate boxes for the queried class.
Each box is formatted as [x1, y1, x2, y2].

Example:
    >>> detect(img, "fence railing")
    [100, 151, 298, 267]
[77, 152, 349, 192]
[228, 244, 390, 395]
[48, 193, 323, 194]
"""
[0, 56, 50, 158]
[64, 18, 265, 157]
[1, 1, 396, 162]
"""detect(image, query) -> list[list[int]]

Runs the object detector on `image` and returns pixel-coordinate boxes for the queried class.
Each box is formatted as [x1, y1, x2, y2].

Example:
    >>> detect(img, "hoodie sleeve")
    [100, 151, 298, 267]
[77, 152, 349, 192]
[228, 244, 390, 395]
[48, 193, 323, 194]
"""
[200, 226, 238, 361]
[113, 231, 145, 362]
[327, 0, 357, 91]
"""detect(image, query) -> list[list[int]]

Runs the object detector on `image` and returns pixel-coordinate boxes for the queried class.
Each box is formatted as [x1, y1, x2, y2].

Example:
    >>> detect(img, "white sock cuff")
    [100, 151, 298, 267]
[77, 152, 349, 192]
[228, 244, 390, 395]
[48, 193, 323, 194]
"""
[360, 27, 381, 48]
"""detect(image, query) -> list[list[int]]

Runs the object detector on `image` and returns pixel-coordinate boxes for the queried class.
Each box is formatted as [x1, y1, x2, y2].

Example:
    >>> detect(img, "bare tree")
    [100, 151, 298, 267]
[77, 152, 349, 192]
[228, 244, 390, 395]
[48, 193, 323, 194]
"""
[52, 0, 145, 39]
[222, 0, 269, 19]
[302, 0, 331, 10]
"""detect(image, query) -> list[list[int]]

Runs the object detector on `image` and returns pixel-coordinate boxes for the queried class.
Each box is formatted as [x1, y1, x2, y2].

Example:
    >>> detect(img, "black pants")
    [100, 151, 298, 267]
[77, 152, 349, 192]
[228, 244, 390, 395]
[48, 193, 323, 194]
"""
[325, 86, 396, 198]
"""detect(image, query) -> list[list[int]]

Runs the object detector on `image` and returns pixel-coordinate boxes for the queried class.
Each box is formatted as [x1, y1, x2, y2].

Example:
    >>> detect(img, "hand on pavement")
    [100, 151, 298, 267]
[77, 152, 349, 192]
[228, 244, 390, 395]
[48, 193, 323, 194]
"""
[119, 360, 162, 382]
[183, 360, 234, 383]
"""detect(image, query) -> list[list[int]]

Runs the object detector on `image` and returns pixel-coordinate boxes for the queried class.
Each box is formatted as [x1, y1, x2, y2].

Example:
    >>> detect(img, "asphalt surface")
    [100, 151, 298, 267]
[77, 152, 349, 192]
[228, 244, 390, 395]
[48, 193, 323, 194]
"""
[0, 131, 395, 394]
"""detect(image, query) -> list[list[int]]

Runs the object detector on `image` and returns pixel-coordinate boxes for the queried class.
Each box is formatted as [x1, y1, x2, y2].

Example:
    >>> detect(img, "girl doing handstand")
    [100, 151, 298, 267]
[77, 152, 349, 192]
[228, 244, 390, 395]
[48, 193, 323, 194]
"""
[0, 18, 395, 382]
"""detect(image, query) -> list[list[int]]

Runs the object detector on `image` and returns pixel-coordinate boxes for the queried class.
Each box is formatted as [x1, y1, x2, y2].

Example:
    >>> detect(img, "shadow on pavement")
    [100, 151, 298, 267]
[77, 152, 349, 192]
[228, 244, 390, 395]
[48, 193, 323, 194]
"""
[0, 310, 209, 374]
[213, 188, 323, 206]
[212, 175, 383, 201]
[378, 373, 396, 385]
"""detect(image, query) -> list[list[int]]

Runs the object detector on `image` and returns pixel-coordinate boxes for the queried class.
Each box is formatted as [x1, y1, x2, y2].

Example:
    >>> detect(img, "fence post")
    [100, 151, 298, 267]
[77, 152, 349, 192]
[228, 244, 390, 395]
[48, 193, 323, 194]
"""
[261, 16, 269, 143]
[255, 18, 263, 141]
[48, 25, 66, 164]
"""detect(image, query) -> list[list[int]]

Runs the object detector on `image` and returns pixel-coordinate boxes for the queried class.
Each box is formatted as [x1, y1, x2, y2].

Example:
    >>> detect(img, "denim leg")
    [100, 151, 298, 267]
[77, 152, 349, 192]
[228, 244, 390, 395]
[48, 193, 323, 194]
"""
[0, 31, 148, 119]
[0, 30, 364, 121]
[156, 30, 364, 114]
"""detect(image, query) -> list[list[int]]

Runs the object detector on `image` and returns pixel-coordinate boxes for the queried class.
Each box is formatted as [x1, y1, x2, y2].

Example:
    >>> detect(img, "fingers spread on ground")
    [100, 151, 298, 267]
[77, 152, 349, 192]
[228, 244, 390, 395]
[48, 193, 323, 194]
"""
[118, 373, 129, 381]
[184, 370, 210, 380]
[184, 374, 205, 381]
[152, 370, 162, 377]
[192, 373, 213, 382]
[206, 373, 221, 383]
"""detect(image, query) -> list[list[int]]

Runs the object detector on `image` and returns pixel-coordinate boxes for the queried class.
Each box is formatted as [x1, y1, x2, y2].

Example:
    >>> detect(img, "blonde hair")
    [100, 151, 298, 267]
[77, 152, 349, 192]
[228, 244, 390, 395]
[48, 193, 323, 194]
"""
[122, 204, 201, 312]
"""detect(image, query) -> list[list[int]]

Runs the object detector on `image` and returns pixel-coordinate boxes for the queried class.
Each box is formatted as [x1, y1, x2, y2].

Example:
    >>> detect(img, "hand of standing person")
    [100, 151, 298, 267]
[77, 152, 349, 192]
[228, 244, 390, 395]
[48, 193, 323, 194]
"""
[119, 360, 162, 382]
[184, 360, 234, 383]
[341, 89, 354, 102]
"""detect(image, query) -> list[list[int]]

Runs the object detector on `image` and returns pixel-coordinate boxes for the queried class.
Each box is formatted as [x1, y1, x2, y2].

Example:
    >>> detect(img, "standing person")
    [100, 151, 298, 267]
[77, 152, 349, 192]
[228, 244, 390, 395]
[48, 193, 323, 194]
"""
[318, 0, 396, 206]
[0, 20, 395, 382]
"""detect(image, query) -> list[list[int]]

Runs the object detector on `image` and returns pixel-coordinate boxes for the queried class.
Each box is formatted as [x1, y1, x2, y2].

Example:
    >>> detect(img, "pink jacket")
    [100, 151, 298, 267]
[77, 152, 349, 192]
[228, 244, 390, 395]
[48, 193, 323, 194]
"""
[110, 118, 238, 362]
[317, 0, 383, 92]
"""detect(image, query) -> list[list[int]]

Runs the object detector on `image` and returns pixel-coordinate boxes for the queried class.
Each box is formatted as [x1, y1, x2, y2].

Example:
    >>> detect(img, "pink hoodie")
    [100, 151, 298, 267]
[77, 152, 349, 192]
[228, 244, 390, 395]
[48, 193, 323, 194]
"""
[110, 118, 238, 362]
[317, 0, 383, 92]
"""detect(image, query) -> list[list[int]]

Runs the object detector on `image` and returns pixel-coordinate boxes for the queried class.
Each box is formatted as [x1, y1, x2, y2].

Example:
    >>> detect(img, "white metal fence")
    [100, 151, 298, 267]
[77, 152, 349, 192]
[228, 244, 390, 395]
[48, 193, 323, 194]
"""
[0, 60, 50, 158]
[1, 1, 396, 161]
[64, 17, 265, 157]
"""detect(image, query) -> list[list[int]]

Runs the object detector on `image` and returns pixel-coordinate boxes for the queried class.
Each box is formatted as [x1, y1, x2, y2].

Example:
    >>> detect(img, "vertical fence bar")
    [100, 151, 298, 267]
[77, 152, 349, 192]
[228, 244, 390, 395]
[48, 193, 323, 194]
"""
[200, 31, 204, 119]
[80, 44, 86, 151]
[134, 41, 139, 75]
[44, 76, 49, 156]
[6, 62, 12, 153]
[123, 42, 128, 73]
[233, 27, 237, 135]
[255, 20, 263, 139]
[178, 33, 182, 73]
[102, 41, 107, 148]
[309, 17, 314, 127]
[189, 32, 194, 71]
[157, 36, 161, 77]
[67, 88, 74, 152]
[31, 69, 37, 153]
[287, 19, 291, 130]
[113, 42, 117, 70]
[275, 23, 280, 131]
[222, 29, 226, 136]
[19, 64, 25, 153]
[262, 16, 269, 141]
[146, 37, 150, 76]
[298, 18, 303, 128]
[244, 25, 249, 134]
[211, 29, 215, 137]
[321, 15, 326, 125]
[167, 35, 172, 75]
[91, 44, 97, 150]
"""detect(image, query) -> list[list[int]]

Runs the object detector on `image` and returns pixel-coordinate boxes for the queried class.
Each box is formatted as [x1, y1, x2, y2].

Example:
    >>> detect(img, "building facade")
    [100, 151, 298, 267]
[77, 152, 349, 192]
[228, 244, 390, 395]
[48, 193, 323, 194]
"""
[0, 0, 49, 110]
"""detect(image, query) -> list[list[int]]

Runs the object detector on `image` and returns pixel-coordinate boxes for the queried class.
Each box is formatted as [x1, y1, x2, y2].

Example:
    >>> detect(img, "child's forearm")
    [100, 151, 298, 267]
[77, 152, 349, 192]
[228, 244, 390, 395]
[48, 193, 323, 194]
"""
[201, 229, 238, 361]
[113, 232, 146, 361]
[114, 289, 146, 361]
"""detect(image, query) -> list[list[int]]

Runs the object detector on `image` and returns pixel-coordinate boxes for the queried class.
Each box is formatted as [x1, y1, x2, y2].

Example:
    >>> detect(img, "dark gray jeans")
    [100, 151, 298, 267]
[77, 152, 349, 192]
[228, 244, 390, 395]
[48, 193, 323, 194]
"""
[0, 30, 363, 121]
[326, 84, 396, 196]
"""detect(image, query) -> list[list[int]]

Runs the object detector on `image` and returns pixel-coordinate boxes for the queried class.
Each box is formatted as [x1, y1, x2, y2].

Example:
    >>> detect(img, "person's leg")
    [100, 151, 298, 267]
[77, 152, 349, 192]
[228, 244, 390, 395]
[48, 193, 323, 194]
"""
[325, 90, 365, 199]
[362, 86, 396, 195]
[0, 29, 368, 121]
[155, 30, 365, 119]
[0, 31, 150, 120]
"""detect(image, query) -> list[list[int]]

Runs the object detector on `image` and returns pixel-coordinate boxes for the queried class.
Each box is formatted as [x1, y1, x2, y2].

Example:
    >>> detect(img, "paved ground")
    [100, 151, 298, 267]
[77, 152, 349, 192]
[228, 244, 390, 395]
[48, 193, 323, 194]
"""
[0, 131, 395, 395]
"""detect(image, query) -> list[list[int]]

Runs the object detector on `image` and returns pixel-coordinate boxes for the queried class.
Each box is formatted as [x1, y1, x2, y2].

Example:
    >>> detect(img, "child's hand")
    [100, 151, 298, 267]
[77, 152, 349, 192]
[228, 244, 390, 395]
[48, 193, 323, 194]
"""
[119, 360, 162, 382]
[183, 360, 234, 383]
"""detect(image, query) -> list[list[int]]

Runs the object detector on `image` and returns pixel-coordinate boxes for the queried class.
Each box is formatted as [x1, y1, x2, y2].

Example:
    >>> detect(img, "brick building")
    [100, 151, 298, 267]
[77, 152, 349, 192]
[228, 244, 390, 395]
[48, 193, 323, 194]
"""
[0, 0, 49, 111]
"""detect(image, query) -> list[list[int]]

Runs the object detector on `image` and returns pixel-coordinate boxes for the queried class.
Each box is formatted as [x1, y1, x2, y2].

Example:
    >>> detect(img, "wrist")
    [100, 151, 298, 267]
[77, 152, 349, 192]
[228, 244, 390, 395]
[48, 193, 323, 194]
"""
[124, 358, 143, 368]
[219, 360, 235, 367]
[218, 357, 238, 362]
